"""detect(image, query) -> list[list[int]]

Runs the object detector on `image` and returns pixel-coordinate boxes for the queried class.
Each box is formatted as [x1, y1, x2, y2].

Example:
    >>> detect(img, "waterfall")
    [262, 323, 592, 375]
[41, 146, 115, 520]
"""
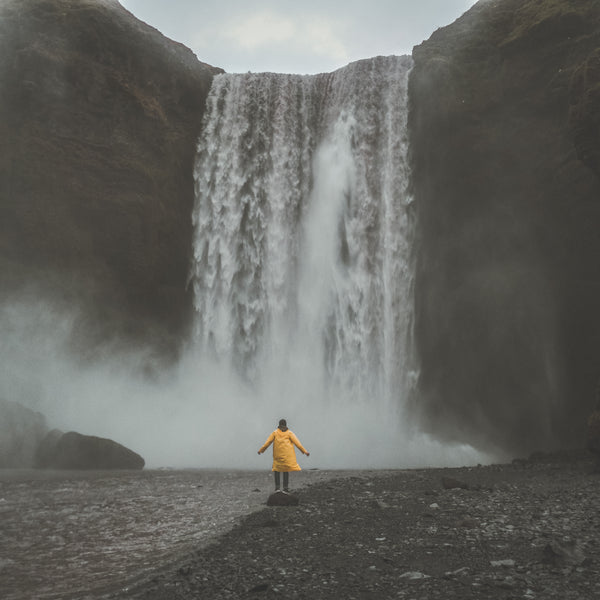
[190, 56, 422, 464]
[0, 56, 490, 469]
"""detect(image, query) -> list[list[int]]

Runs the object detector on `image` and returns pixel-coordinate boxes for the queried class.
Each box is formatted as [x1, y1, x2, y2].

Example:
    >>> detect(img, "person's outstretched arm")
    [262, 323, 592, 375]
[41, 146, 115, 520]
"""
[290, 432, 310, 456]
[258, 431, 275, 455]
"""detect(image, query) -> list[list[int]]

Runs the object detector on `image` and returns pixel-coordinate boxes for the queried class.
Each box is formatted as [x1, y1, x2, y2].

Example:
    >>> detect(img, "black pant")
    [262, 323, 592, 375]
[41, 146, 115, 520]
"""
[274, 471, 289, 490]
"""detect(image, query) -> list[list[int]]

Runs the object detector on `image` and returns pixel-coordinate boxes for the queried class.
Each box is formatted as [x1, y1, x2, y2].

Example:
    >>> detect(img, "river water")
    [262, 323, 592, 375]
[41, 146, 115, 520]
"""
[0, 468, 344, 599]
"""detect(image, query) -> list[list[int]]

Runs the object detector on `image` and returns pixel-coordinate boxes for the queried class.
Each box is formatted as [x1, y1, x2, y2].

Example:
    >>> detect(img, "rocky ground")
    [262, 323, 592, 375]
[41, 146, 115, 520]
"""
[0, 469, 304, 600]
[122, 453, 600, 600]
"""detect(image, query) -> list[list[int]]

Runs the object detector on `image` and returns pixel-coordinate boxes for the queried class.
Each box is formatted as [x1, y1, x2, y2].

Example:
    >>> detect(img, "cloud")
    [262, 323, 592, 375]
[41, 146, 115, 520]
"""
[218, 10, 349, 69]
[304, 18, 348, 64]
[223, 11, 296, 49]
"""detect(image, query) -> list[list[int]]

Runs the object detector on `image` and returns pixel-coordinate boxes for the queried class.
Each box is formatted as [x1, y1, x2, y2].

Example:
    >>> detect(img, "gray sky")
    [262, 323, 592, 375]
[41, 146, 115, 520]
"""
[118, 0, 476, 74]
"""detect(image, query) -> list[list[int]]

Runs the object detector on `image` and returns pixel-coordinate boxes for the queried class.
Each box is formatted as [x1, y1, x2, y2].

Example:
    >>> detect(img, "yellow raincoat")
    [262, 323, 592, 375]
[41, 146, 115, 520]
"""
[259, 428, 308, 472]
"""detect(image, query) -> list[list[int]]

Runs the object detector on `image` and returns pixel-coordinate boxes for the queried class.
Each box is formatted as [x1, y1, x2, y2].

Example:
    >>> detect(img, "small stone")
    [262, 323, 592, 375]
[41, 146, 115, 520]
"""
[400, 571, 430, 580]
[247, 583, 270, 594]
[445, 567, 469, 577]
[542, 540, 586, 566]
[442, 476, 470, 490]
[495, 576, 516, 589]
[459, 518, 478, 529]
[490, 559, 515, 568]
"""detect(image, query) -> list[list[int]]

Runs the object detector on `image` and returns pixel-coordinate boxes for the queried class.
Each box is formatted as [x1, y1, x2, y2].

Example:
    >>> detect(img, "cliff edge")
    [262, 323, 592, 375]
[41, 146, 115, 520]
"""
[0, 0, 221, 356]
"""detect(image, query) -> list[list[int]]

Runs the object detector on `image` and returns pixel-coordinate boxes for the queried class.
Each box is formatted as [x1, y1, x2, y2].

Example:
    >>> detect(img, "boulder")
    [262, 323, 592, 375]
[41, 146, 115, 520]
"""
[36, 430, 145, 470]
[266, 491, 299, 506]
[0, 398, 48, 467]
[542, 539, 586, 567]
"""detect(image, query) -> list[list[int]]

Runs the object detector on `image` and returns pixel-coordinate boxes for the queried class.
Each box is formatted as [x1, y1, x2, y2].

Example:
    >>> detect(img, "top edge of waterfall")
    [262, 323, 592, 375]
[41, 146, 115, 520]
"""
[216, 54, 414, 78]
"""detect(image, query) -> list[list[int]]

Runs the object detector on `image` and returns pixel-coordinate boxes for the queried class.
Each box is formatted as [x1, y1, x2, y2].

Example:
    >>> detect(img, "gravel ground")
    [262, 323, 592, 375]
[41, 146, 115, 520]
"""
[121, 453, 600, 600]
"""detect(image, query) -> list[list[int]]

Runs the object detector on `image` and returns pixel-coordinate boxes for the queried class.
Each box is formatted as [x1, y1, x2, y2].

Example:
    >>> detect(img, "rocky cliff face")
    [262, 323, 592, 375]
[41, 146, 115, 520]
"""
[409, 0, 600, 454]
[0, 0, 220, 356]
[3, 0, 599, 458]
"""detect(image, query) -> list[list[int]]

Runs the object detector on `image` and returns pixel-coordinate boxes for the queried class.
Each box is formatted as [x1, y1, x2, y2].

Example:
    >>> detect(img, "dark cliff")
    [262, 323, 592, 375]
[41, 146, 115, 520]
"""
[409, 0, 600, 455]
[0, 0, 220, 355]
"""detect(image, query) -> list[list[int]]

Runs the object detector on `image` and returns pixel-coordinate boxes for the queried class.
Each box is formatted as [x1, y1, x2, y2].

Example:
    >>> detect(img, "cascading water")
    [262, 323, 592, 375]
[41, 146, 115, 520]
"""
[190, 55, 424, 466]
[188, 55, 491, 468]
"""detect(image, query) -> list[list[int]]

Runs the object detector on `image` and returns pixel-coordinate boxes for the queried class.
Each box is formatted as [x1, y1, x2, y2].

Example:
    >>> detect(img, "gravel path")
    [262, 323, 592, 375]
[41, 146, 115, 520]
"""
[122, 453, 600, 600]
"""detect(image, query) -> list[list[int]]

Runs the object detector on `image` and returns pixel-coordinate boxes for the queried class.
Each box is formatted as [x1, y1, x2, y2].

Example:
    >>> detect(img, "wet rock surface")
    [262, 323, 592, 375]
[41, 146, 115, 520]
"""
[266, 491, 300, 507]
[0, 468, 334, 600]
[126, 455, 600, 600]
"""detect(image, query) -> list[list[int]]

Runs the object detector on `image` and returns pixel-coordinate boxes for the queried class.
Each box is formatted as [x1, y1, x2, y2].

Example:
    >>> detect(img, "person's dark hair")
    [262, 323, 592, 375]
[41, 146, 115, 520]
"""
[278, 418, 287, 428]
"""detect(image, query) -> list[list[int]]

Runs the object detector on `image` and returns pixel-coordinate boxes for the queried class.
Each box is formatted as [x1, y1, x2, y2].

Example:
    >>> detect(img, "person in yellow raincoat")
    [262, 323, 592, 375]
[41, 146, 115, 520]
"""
[258, 419, 310, 492]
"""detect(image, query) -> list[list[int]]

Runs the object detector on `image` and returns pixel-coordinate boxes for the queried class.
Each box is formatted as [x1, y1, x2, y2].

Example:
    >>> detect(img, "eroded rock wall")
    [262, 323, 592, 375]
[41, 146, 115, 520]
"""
[0, 0, 221, 356]
[409, 0, 600, 454]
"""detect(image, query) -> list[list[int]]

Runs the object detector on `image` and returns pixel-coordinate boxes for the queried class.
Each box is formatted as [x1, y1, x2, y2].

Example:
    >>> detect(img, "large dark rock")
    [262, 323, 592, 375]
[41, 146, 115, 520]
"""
[36, 429, 145, 469]
[409, 0, 600, 455]
[0, 0, 221, 357]
[0, 398, 48, 467]
[266, 491, 300, 506]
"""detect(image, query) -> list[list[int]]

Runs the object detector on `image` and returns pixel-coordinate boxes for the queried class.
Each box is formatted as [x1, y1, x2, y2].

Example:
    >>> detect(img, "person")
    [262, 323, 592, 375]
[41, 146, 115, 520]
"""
[258, 419, 310, 492]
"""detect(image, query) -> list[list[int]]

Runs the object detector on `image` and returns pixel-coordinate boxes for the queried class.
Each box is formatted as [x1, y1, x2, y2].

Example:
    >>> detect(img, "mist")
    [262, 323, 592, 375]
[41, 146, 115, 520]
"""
[0, 296, 497, 470]
[0, 57, 500, 471]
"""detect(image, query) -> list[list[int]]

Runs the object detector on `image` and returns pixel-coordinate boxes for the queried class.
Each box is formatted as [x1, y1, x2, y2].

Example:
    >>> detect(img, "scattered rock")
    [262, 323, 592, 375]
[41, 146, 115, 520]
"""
[442, 476, 470, 490]
[259, 519, 279, 528]
[109, 458, 600, 600]
[399, 571, 430, 580]
[247, 583, 270, 594]
[490, 559, 516, 568]
[542, 540, 586, 567]
[445, 566, 469, 578]
[458, 518, 478, 529]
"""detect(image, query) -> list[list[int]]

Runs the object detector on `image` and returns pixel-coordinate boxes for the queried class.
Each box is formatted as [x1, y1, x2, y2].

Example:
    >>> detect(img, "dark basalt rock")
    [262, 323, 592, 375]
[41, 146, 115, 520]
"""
[267, 491, 300, 506]
[0, 0, 222, 358]
[409, 0, 600, 455]
[36, 429, 145, 470]
[441, 476, 469, 490]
